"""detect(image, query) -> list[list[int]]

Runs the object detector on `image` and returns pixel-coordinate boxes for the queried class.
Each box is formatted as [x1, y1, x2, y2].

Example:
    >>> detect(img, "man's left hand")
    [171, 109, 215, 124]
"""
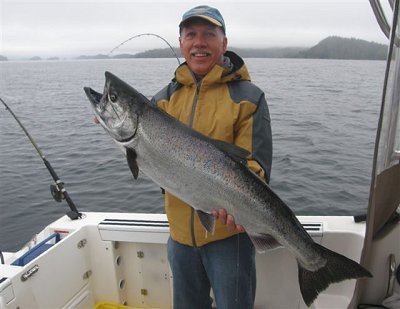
[212, 208, 245, 232]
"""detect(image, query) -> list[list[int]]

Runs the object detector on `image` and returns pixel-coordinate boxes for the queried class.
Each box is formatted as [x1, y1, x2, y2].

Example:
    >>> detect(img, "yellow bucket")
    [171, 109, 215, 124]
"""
[93, 302, 135, 309]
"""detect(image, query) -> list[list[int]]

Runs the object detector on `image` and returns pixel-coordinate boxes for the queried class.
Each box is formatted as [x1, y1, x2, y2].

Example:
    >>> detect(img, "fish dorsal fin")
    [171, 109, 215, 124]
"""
[211, 140, 250, 165]
[248, 233, 283, 253]
[126, 148, 139, 179]
[196, 210, 216, 234]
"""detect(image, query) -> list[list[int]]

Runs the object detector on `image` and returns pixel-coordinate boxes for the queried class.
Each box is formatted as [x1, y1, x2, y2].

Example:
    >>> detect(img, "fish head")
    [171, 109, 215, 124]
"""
[84, 71, 146, 143]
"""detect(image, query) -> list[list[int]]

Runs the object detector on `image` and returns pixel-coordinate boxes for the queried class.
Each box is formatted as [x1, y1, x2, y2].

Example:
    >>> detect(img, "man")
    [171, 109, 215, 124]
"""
[152, 5, 272, 309]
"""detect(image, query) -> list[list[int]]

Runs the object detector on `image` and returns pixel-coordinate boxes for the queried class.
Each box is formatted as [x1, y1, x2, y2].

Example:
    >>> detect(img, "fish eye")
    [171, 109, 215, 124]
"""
[109, 93, 118, 102]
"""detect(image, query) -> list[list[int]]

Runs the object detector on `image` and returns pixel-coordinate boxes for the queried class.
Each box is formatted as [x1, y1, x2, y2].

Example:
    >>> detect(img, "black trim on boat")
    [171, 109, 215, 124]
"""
[99, 219, 322, 233]
[304, 227, 322, 231]
[100, 222, 170, 227]
[99, 219, 169, 228]
[0, 277, 7, 284]
[302, 223, 323, 233]
[102, 219, 169, 224]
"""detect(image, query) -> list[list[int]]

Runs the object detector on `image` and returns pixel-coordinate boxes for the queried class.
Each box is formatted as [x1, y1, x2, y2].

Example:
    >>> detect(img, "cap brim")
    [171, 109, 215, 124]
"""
[179, 15, 223, 28]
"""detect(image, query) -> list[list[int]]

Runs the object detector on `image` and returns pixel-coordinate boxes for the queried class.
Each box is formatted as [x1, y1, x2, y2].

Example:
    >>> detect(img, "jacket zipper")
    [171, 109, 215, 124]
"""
[188, 81, 201, 127]
[190, 209, 197, 248]
[189, 80, 201, 248]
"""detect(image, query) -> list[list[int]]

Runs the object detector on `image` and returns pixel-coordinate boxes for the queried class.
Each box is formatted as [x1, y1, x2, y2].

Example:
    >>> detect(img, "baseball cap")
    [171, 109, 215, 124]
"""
[179, 5, 226, 33]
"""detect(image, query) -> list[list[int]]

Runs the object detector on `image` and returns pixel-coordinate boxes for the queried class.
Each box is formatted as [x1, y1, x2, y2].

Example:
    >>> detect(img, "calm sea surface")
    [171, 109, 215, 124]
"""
[0, 58, 385, 251]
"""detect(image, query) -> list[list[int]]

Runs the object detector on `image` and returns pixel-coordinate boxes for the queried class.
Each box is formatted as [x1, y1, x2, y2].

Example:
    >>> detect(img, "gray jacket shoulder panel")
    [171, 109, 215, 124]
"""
[251, 92, 272, 181]
[151, 80, 182, 105]
[228, 80, 264, 106]
[228, 80, 272, 181]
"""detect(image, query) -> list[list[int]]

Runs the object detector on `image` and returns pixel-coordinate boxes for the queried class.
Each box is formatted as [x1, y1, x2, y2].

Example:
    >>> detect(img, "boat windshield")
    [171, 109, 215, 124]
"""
[350, 2, 400, 306]
[375, 18, 400, 174]
[368, 0, 400, 237]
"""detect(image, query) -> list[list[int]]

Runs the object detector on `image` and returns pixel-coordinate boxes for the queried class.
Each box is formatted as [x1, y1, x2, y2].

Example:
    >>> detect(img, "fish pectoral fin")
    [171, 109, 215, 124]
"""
[248, 233, 283, 253]
[126, 148, 139, 179]
[196, 210, 216, 234]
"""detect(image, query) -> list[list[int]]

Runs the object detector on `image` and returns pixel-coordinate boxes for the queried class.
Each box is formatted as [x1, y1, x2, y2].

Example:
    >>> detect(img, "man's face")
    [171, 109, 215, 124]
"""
[179, 19, 227, 76]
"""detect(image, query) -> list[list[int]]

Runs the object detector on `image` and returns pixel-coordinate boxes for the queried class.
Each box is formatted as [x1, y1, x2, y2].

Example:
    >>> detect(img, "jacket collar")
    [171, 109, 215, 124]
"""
[175, 51, 251, 86]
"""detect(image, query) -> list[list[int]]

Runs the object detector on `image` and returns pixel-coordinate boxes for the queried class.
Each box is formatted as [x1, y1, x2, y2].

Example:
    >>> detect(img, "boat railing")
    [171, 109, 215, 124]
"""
[370, 0, 400, 45]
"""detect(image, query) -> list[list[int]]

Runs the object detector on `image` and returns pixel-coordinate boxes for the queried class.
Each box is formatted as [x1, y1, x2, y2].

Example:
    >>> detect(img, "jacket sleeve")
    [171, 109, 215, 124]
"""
[234, 92, 272, 183]
[151, 84, 170, 108]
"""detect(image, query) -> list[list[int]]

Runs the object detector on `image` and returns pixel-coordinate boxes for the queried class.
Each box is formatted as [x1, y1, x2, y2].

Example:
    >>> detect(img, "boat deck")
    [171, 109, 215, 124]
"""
[0, 212, 374, 309]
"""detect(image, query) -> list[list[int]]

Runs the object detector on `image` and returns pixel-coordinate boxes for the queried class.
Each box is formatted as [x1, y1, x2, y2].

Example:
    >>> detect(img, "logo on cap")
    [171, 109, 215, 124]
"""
[179, 5, 225, 33]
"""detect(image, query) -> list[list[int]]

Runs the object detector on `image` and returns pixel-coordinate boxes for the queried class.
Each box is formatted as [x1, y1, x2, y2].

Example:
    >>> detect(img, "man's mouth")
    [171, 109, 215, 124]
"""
[191, 51, 211, 57]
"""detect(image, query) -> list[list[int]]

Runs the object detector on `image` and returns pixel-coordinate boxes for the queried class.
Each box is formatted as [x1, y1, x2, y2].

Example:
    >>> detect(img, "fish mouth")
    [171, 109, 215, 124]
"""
[84, 86, 134, 142]
[84, 86, 108, 124]
[84, 87, 102, 105]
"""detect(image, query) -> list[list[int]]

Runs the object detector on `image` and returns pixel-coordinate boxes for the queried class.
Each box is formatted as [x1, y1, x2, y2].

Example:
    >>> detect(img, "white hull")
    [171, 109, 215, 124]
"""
[1, 212, 398, 308]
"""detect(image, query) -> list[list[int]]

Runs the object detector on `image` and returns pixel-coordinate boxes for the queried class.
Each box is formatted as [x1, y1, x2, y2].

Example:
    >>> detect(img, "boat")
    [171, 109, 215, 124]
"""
[0, 1, 399, 308]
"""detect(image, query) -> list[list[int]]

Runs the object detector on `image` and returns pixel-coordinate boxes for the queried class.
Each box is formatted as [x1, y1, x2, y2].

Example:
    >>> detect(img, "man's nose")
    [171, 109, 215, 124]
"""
[193, 34, 207, 47]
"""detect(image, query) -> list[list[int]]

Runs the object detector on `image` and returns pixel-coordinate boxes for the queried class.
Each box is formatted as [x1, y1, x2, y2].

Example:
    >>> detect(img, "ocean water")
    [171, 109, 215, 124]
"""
[0, 58, 385, 252]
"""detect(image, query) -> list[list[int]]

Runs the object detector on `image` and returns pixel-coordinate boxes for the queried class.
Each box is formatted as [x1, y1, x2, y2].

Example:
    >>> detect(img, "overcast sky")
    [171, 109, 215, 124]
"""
[0, 0, 394, 58]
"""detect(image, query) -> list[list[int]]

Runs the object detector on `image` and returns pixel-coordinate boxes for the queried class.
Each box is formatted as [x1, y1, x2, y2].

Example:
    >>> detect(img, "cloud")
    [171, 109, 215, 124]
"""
[1, 1, 391, 58]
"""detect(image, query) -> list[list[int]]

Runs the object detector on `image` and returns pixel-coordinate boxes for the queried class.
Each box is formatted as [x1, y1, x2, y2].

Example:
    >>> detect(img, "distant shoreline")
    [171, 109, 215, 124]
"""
[0, 36, 387, 62]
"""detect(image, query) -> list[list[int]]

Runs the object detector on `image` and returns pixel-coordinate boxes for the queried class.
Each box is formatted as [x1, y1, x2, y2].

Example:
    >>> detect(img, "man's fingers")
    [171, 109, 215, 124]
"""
[212, 209, 245, 232]
[226, 214, 236, 229]
[236, 224, 245, 233]
[214, 208, 227, 224]
[226, 215, 245, 232]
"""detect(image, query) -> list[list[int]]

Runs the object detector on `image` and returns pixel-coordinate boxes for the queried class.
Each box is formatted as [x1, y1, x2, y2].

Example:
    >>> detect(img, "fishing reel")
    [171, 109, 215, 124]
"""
[50, 183, 82, 220]
[50, 183, 64, 202]
[1, 97, 82, 220]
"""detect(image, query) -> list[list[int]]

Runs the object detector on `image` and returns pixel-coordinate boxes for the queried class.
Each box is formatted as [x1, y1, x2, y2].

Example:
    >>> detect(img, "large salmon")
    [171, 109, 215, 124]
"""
[84, 71, 371, 306]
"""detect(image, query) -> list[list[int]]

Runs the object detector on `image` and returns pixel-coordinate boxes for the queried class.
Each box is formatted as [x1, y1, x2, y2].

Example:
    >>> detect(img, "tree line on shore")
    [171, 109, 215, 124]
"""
[0, 36, 387, 62]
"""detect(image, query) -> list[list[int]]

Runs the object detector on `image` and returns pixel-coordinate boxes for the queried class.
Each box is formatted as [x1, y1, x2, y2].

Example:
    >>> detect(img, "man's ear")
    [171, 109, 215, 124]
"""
[223, 37, 228, 53]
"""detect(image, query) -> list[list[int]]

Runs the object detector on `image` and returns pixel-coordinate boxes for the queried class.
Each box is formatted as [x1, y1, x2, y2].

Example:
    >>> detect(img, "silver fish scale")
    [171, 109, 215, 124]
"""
[128, 105, 324, 270]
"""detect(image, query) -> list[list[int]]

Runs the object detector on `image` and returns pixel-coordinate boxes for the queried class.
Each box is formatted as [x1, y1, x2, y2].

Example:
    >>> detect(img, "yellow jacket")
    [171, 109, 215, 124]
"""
[152, 51, 272, 247]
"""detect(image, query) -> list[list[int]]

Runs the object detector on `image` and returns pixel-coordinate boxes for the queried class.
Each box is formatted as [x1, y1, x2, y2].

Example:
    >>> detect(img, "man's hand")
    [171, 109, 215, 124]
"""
[212, 208, 245, 232]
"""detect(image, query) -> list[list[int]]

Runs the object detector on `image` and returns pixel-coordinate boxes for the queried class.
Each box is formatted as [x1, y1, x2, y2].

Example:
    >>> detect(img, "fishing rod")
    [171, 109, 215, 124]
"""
[0, 97, 82, 220]
[108, 33, 181, 65]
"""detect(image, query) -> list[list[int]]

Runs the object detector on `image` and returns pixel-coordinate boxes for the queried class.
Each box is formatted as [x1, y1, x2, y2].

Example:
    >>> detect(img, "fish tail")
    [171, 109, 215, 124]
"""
[297, 243, 372, 306]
